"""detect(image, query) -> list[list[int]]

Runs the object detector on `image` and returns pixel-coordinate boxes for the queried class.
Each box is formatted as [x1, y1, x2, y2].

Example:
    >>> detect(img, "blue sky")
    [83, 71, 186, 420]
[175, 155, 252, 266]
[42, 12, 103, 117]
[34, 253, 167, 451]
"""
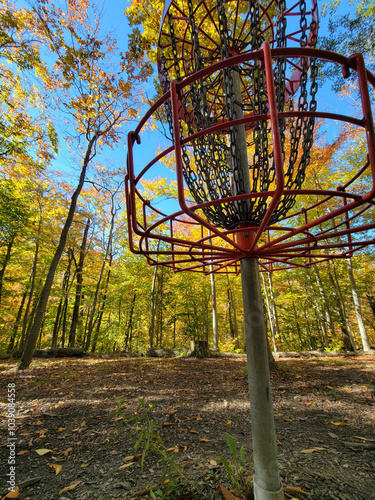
[45, 0, 363, 188]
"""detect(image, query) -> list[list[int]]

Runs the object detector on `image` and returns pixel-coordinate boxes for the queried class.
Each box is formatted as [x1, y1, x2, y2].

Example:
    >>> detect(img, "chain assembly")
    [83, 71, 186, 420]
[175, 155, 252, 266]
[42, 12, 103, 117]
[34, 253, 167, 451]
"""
[158, 0, 319, 230]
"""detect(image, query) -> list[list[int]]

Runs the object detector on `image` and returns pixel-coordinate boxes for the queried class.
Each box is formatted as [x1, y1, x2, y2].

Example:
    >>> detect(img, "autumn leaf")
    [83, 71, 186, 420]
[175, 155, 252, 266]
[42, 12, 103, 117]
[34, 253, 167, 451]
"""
[166, 445, 179, 453]
[16, 450, 28, 456]
[58, 482, 80, 494]
[200, 438, 213, 442]
[284, 485, 310, 495]
[209, 459, 217, 466]
[55, 447, 72, 457]
[217, 485, 241, 500]
[1, 487, 19, 500]
[35, 448, 53, 455]
[330, 422, 350, 426]
[353, 436, 375, 442]
[118, 462, 134, 470]
[48, 463, 63, 475]
[300, 447, 327, 454]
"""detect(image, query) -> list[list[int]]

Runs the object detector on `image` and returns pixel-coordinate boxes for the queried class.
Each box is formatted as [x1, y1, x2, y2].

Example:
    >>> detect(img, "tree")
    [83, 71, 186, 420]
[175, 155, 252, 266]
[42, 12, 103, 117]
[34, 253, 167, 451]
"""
[17, 0, 151, 369]
[319, 0, 375, 90]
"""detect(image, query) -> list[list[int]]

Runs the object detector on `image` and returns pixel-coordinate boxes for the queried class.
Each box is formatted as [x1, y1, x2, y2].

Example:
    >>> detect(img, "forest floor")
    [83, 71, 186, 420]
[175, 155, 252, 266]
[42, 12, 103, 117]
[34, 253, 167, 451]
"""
[0, 353, 375, 500]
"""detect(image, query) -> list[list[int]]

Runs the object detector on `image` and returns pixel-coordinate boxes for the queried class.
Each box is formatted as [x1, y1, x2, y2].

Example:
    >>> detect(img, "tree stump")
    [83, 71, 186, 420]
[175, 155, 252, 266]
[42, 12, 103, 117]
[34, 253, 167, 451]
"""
[188, 340, 209, 358]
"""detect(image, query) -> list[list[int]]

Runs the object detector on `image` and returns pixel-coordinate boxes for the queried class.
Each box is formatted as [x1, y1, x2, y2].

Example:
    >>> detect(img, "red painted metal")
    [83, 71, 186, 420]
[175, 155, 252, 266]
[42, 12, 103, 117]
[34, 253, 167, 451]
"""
[126, 45, 375, 273]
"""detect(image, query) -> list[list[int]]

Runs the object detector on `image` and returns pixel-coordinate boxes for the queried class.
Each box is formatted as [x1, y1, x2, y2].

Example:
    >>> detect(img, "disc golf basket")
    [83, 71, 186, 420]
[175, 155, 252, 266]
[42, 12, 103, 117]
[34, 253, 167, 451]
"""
[126, 0, 375, 497]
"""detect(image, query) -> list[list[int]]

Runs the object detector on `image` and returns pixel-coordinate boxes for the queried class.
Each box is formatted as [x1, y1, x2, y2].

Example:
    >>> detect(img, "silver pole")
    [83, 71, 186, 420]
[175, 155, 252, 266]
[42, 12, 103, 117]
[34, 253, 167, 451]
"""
[240, 257, 284, 499]
[229, 68, 284, 499]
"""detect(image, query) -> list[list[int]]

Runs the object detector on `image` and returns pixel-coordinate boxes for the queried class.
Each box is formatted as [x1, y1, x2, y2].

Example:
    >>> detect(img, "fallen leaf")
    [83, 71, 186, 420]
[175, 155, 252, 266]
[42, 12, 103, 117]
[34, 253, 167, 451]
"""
[284, 485, 310, 495]
[1, 486, 19, 499]
[300, 447, 327, 454]
[48, 463, 62, 475]
[57, 427, 66, 432]
[353, 436, 375, 442]
[209, 459, 217, 466]
[283, 418, 293, 422]
[179, 460, 191, 468]
[58, 482, 80, 494]
[190, 430, 198, 434]
[166, 446, 179, 453]
[227, 420, 232, 425]
[35, 449, 53, 455]
[217, 485, 241, 500]
[55, 447, 72, 457]
[330, 422, 349, 426]
[118, 462, 134, 470]
[200, 438, 213, 442]
[16, 450, 28, 456]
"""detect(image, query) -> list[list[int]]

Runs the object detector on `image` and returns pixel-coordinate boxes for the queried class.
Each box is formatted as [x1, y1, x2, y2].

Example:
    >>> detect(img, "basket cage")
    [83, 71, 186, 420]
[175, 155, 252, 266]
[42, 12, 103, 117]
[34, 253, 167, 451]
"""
[158, 0, 319, 230]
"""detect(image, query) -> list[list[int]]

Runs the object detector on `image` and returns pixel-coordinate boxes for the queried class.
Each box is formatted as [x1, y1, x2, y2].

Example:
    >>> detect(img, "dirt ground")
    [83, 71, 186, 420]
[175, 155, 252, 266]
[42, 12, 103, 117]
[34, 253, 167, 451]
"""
[0, 353, 374, 500]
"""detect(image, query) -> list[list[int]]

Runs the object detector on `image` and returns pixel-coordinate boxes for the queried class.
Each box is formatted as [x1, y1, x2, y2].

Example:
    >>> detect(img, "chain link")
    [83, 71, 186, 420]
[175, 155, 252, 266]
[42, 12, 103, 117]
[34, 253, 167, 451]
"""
[159, 0, 318, 229]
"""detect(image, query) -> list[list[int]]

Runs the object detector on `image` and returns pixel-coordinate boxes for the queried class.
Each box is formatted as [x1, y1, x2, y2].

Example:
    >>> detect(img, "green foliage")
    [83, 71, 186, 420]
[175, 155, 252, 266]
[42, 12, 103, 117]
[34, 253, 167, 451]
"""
[221, 434, 252, 493]
[115, 396, 164, 470]
[0, 179, 31, 246]
[319, 0, 375, 90]
[114, 397, 204, 499]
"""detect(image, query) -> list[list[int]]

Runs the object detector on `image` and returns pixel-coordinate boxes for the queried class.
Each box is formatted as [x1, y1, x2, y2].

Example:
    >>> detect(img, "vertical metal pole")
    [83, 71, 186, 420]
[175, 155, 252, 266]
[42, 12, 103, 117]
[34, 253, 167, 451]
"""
[240, 257, 284, 499]
[229, 67, 284, 499]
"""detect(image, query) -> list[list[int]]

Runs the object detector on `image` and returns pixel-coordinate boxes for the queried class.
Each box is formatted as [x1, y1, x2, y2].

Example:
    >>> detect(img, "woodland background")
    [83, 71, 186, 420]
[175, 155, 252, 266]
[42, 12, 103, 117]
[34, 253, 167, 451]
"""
[0, 0, 375, 363]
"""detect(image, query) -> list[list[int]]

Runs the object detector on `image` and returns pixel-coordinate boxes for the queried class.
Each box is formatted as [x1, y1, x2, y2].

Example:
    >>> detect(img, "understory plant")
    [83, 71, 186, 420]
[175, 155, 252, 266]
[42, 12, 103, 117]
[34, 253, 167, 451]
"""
[114, 397, 202, 498]
[221, 434, 253, 495]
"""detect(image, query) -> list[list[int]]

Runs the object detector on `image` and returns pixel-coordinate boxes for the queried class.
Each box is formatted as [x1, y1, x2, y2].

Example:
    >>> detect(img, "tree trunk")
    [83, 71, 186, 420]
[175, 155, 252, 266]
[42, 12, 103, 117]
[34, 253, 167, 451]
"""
[261, 272, 278, 353]
[85, 199, 115, 351]
[149, 264, 158, 348]
[124, 293, 136, 351]
[330, 261, 357, 351]
[210, 266, 219, 350]
[18, 136, 96, 370]
[347, 258, 371, 351]
[0, 236, 14, 308]
[227, 274, 239, 348]
[313, 265, 335, 340]
[91, 254, 112, 353]
[188, 340, 209, 358]
[51, 250, 73, 349]
[69, 218, 90, 347]
[8, 287, 28, 353]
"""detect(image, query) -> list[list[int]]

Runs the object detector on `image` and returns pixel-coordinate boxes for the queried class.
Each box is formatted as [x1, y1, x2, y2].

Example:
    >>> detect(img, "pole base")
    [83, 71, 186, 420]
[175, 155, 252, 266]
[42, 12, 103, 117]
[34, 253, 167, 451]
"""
[254, 481, 284, 500]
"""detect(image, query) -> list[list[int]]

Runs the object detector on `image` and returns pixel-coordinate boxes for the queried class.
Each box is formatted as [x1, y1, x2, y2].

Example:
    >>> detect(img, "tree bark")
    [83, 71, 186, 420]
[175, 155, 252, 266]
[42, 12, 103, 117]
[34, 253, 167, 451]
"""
[91, 253, 112, 353]
[313, 265, 335, 340]
[18, 136, 97, 370]
[149, 264, 158, 348]
[261, 272, 278, 352]
[85, 190, 116, 351]
[51, 250, 73, 349]
[210, 266, 219, 350]
[347, 258, 371, 351]
[188, 340, 209, 358]
[0, 236, 14, 308]
[124, 293, 136, 351]
[330, 261, 357, 351]
[69, 218, 90, 347]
